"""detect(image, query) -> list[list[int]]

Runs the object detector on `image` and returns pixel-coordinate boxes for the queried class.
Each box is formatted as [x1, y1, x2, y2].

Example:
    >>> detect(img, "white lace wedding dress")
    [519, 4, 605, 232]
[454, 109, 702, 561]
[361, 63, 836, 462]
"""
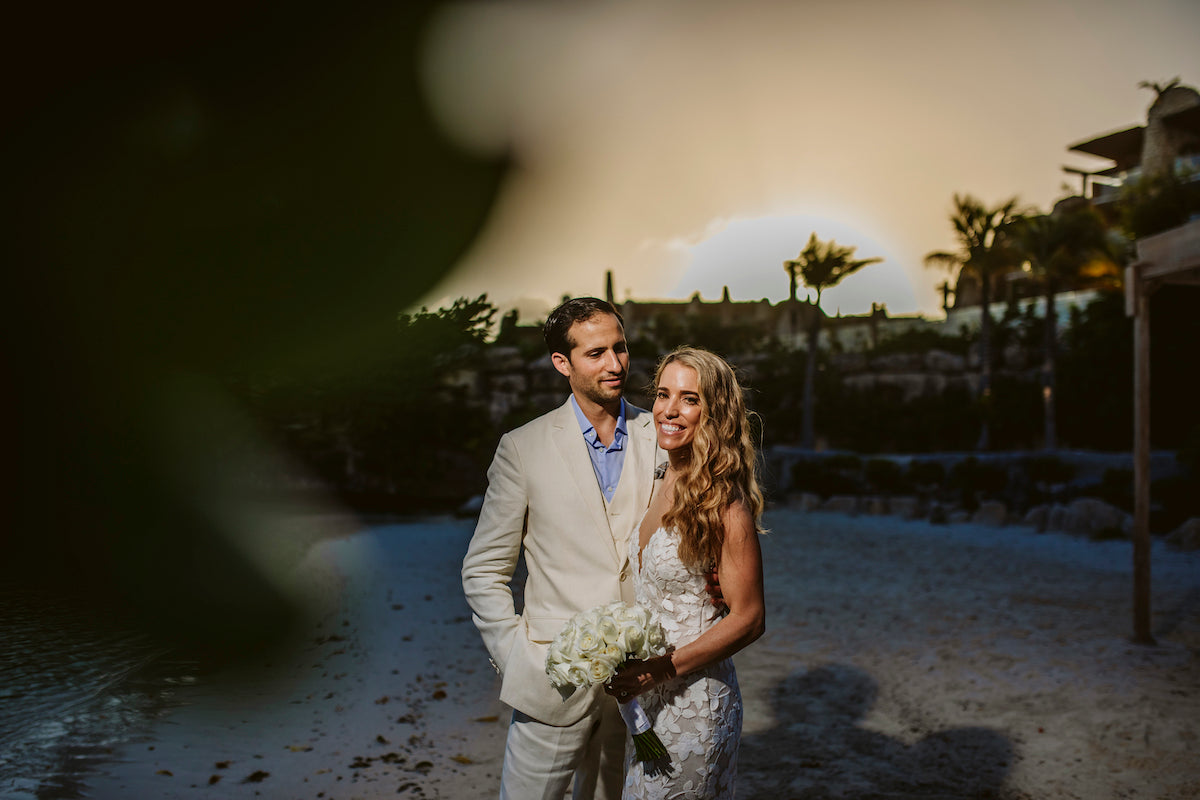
[623, 526, 741, 799]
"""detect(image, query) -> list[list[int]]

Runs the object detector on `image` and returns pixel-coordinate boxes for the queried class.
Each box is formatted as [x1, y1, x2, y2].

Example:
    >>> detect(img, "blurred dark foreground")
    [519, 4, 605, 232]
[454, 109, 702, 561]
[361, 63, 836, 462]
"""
[2, 0, 504, 655]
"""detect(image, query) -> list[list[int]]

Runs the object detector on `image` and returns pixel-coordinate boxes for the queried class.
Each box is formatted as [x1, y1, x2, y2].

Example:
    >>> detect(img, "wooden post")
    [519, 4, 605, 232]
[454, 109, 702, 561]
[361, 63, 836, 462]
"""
[1131, 267, 1155, 645]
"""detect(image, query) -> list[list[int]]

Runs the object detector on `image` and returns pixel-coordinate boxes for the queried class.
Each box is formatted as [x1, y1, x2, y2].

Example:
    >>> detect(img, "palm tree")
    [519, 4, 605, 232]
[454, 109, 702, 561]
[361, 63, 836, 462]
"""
[784, 233, 881, 449]
[925, 194, 1022, 451]
[1009, 200, 1113, 450]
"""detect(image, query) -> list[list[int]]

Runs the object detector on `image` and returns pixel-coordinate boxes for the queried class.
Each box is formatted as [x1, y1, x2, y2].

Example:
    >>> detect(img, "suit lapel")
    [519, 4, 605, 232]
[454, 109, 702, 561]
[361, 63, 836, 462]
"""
[623, 405, 654, 511]
[550, 401, 620, 566]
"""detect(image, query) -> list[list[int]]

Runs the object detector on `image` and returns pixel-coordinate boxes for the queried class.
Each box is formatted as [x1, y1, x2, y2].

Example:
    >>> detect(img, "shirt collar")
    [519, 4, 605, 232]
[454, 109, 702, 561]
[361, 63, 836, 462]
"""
[569, 396, 627, 447]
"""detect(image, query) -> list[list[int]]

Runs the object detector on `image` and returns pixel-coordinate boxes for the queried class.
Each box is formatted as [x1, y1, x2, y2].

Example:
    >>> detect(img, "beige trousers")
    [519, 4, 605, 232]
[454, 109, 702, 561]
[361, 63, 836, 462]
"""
[500, 696, 627, 800]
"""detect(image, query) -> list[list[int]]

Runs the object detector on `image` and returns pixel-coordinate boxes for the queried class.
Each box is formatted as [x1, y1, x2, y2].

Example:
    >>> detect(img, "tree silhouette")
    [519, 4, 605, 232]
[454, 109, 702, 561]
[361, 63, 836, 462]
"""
[784, 233, 881, 449]
[925, 194, 1022, 450]
[1009, 200, 1115, 450]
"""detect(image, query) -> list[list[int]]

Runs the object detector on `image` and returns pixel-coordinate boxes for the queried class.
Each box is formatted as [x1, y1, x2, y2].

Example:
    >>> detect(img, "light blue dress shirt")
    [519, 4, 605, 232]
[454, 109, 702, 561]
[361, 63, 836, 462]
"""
[569, 396, 628, 503]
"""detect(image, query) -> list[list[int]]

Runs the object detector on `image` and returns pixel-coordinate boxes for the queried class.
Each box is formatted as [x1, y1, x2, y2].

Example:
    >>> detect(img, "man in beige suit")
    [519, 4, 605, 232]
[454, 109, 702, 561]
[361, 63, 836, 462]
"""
[462, 297, 661, 799]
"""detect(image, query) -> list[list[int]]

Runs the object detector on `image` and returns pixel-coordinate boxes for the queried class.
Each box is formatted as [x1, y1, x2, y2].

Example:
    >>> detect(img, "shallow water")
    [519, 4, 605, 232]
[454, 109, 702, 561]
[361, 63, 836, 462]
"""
[0, 586, 198, 799]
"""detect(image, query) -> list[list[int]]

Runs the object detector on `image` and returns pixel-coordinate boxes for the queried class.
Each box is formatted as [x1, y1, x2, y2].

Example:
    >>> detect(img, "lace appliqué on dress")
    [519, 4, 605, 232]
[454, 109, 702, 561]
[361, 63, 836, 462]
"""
[624, 527, 741, 800]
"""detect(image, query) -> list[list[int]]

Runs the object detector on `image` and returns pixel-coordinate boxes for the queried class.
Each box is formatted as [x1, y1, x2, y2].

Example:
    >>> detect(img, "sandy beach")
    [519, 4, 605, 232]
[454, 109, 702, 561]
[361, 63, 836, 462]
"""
[75, 509, 1200, 800]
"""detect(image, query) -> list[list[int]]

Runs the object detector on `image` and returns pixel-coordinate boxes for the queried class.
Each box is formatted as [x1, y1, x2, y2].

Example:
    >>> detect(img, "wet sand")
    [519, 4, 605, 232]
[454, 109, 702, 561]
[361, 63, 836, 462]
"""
[78, 510, 1200, 799]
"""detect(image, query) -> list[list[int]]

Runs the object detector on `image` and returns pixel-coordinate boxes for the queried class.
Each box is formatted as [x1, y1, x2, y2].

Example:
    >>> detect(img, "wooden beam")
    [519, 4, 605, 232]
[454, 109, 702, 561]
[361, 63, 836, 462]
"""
[1135, 219, 1200, 281]
[1132, 278, 1154, 645]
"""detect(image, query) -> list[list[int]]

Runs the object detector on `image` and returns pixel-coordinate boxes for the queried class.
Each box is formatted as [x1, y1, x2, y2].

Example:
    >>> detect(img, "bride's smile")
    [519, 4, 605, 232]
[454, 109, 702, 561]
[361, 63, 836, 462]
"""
[653, 362, 703, 452]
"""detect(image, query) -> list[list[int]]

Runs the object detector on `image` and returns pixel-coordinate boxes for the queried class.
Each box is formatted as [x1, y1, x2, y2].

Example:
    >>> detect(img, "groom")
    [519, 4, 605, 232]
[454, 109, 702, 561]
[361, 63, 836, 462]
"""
[462, 297, 661, 799]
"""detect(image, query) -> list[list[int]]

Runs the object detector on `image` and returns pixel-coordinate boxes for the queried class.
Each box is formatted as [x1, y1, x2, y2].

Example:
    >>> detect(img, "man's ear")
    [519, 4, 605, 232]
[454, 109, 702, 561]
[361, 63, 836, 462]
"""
[550, 351, 572, 378]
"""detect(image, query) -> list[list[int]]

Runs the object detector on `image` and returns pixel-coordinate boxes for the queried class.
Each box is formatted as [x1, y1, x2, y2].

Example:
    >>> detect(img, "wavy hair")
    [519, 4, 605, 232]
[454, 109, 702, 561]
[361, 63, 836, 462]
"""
[655, 347, 764, 570]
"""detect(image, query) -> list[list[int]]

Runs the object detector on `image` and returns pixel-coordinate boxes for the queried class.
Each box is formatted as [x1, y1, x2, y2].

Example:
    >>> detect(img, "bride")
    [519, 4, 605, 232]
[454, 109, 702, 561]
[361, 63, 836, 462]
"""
[605, 346, 766, 799]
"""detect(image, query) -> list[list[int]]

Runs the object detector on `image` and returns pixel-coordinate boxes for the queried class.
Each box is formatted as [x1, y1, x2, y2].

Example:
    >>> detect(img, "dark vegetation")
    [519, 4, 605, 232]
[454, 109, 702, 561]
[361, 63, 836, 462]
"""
[215, 287, 1198, 531]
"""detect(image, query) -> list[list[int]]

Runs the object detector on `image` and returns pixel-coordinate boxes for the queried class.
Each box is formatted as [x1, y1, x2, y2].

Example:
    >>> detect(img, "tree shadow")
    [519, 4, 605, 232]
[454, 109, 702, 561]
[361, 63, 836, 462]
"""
[738, 664, 1021, 799]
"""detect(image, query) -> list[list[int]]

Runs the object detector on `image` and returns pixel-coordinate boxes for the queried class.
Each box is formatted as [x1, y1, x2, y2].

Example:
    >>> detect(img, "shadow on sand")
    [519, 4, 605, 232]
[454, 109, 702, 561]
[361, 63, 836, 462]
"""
[738, 664, 1021, 799]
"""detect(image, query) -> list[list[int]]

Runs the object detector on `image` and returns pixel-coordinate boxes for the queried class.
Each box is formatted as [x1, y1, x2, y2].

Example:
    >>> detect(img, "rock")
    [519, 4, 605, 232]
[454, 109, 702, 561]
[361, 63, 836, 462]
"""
[864, 496, 889, 515]
[971, 501, 1008, 527]
[1060, 498, 1131, 538]
[948, 510, 971, 525]
[1047, 503, 1068, 531]
[820, 495, 859, 515]
[787, 492, 822, 512]
[1167, 518, 1200, 551]
[928, 503, 949, 524]
[889, 496, 919, 519]
[1022, 505, 1048, 531]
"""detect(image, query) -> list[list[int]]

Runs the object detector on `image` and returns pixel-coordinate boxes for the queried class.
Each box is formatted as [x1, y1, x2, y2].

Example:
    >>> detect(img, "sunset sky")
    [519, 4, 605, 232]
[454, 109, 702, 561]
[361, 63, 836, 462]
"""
[413, 0, 1200, 321]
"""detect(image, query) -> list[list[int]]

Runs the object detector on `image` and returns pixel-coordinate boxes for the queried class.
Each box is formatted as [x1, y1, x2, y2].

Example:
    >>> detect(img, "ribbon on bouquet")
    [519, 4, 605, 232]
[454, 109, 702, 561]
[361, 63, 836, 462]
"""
[615, 696, 667, 761]
[617, 696, 652, 735]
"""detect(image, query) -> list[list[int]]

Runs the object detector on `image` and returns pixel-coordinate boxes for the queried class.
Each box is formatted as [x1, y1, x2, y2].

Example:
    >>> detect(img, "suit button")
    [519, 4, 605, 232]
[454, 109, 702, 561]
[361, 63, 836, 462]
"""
[619, 570, 628, 582]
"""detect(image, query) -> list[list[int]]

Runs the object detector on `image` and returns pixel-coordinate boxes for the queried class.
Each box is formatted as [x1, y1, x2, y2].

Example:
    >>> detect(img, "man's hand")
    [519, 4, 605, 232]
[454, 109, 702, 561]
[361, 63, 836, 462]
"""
[704, 567, 727, 611]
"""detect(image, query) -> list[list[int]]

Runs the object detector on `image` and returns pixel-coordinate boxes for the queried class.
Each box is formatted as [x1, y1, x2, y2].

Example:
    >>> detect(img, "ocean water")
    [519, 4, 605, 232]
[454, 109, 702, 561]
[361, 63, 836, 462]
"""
[0, 586, 198, 800]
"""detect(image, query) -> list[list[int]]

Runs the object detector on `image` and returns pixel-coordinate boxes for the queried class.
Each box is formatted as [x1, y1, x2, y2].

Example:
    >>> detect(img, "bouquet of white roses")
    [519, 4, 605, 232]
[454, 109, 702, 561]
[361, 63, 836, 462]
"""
[545, 600, 669, 761]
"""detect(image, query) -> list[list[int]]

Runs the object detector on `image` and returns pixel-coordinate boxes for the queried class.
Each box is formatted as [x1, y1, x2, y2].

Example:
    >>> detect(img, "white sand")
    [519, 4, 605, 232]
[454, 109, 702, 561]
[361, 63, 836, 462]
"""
[83, 510, 1200, 800]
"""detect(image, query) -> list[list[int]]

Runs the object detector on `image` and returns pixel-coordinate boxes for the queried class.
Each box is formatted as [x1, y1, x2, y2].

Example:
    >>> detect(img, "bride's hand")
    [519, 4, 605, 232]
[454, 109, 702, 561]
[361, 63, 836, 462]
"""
[604, 654, 676, 701]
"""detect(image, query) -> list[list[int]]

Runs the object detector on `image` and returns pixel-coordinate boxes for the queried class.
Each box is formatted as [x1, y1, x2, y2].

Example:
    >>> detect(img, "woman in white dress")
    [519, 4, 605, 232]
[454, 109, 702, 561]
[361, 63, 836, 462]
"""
[605, 347, 766, 800]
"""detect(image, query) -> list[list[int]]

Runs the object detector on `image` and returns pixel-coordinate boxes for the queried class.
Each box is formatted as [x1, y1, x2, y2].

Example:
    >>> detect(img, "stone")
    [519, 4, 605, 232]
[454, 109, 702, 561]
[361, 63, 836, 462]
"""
[1047, 503, 1068, 531]
[821, 495, 859, 515]
[971, 501, 1008, 527]
[788, 492, 823, 512]
[948, 510, 971, 525]
[1167, 518, 1200, 551]
[1022, 505, 1048, 531]
[1061, 498, 1131, 538]
[864, 496, 889, 515]
[889, 496, 919, 519]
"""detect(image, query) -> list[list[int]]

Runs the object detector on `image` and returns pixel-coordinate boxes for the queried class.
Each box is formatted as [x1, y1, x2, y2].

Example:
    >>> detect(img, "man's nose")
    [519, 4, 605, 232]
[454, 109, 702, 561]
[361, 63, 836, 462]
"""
[603, 351, 622, 372]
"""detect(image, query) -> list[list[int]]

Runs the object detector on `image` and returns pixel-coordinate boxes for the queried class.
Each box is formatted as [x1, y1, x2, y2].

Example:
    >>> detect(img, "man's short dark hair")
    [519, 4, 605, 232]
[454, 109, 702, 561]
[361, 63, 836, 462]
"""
[543, 297, 624, 358]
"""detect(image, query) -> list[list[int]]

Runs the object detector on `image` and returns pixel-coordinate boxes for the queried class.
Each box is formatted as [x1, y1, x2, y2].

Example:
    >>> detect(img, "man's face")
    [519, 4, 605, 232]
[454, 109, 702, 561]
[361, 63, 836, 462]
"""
[551, 313, 629, 408]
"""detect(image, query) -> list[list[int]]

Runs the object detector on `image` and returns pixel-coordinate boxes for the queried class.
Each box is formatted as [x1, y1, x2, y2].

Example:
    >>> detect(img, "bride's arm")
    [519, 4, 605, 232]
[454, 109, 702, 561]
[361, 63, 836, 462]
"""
[606, 502, 764, 697]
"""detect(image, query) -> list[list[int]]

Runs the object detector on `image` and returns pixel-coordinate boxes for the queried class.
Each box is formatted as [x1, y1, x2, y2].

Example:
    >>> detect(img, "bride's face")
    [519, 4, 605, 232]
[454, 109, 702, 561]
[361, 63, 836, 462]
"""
[653, 362, 703, 453]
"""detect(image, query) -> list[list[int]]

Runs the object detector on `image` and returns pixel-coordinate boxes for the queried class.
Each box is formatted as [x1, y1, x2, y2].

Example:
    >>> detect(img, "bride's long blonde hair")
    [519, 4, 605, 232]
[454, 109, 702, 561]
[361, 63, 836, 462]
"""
[656, 347, 764, 570]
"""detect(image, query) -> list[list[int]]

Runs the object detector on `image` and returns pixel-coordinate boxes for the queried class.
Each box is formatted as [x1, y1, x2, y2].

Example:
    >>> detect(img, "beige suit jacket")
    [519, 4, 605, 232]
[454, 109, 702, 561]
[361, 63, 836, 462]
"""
[462, 398, 661, 726]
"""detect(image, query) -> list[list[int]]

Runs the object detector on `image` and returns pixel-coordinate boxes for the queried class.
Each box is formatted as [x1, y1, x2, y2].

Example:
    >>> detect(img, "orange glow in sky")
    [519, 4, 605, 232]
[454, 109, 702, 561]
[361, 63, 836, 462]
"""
[416, 0, 1200, 319]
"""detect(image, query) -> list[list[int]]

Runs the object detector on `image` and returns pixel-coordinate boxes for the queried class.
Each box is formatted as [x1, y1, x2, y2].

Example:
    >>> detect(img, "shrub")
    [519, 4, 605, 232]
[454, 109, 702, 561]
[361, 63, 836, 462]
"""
[906, 459, 946, 488]
[1024, 455, 1076, 486]
[864, 458, 907, 494]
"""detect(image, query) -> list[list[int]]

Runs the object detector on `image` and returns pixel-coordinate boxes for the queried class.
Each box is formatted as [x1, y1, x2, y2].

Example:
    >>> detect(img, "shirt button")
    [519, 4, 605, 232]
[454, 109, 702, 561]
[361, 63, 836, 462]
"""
[620, 570, 628, 582]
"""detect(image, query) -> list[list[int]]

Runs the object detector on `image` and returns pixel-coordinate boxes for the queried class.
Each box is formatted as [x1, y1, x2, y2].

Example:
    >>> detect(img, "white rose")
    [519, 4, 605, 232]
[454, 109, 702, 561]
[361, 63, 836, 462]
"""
[596, 614, 620, 644]
[565, 663, 590, 686]
[599, 643, 624, 670]
[546, 661, 573, 688]
[616, 621, 645, 654]
[588, 657, 616, 684]
[576, 627, 602, 655]
[578, 608, 603, 630]
[642, 624, 667, 658]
